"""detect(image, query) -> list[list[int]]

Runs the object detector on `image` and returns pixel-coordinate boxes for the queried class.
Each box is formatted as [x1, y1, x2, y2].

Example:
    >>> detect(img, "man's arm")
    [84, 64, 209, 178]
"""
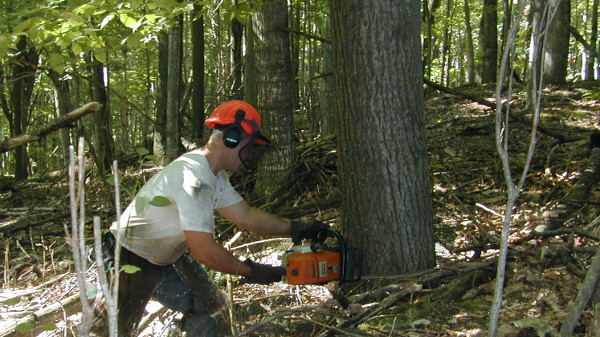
[217, 200, 291, 236]
[184, 230, 252, 277]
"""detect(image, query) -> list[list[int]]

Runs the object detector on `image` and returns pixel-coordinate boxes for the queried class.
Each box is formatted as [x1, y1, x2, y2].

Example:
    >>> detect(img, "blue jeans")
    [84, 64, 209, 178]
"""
[153, 266, 219, 337]
[116, 247, 223, 337]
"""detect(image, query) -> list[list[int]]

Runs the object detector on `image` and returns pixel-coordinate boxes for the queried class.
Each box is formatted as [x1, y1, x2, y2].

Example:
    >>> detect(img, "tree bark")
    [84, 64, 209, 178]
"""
[10, 36, 37, 180]
[330, 0, 436, 286]
[192, 4, 205, 142]
[165, 20, 183, 164]
[48, 71, 74, 166]
[252, 0, 298, 195]
[154, 31, 168, 166]
[544, 0, 570, 84]
[463, 0, 476, 84]
[480, 0, 498, 83]
[231, 10, 244, 100]
[90, 57, 114, 174]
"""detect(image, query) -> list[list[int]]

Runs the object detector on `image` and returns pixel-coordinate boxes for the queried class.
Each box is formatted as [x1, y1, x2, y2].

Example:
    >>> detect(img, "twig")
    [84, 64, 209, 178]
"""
[234, 305, 319, 336]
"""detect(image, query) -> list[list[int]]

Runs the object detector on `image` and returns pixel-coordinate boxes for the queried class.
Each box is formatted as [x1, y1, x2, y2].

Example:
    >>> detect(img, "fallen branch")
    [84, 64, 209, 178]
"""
[234, 304, 319, 336]
[536, 147, 600, 232]
[330, 283, 422, 333]
[0, 102, 101, 154]
[560, 244, 600, 336]
[0, 293, 81, 337]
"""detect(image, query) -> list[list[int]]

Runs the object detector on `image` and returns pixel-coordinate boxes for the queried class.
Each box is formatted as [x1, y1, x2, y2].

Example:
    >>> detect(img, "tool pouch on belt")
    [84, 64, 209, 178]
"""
[173, 253, 231, 336]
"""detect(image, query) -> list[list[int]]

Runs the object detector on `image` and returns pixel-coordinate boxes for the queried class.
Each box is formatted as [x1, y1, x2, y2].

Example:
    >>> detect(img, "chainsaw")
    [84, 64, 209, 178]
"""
[281, 228, 361, 285]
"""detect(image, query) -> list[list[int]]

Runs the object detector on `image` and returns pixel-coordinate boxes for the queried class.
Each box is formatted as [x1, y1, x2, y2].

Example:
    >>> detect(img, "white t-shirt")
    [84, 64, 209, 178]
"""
[110, 149, 243, 265]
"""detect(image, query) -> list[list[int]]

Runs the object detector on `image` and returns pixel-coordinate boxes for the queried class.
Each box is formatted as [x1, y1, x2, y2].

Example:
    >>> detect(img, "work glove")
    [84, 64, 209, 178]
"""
[241, 259, 286, 285]
[290, 220, 329, 245]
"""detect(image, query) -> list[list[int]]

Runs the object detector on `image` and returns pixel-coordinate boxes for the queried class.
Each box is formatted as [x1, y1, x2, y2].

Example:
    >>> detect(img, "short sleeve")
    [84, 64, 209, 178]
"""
[215, 171, 243, 209]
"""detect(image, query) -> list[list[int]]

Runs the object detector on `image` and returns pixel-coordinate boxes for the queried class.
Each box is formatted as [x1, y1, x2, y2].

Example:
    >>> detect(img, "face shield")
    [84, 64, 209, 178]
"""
[239, 133, 270, 171]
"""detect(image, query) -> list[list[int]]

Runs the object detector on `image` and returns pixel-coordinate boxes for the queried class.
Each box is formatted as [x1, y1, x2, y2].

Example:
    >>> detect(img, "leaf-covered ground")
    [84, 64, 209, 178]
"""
[0, 81, 598, 336]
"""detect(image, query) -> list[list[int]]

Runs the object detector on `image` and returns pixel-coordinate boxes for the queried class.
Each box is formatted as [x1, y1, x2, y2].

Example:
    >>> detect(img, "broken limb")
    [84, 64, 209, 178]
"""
[0, 102, 101, 154]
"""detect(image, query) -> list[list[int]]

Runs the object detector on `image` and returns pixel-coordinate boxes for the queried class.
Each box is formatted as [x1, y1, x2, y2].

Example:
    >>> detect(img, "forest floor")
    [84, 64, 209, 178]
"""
[0, 81, 599, 336]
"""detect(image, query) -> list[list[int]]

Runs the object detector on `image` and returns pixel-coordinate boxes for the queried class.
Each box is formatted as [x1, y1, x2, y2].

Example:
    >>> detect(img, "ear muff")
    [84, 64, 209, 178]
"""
[222, 110, 246, 148]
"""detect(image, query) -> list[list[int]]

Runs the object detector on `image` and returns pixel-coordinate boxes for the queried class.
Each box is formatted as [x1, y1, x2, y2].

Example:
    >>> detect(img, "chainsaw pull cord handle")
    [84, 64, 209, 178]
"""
[312, 228, 348, 285]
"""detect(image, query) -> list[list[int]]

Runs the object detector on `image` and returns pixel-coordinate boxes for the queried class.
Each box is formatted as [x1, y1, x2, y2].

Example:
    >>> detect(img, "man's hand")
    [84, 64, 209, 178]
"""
[241, 259, 286, 285]
[290, 220, 329, 244]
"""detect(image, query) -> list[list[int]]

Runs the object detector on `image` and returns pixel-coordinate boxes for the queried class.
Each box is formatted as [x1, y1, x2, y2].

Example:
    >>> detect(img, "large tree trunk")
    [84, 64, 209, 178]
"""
[480, 0, 498, 83]
[544, 0, 570, 84]
[330, 0, 436, 284]
[251, 0, 297, 195]
[192, 4, 205, 142]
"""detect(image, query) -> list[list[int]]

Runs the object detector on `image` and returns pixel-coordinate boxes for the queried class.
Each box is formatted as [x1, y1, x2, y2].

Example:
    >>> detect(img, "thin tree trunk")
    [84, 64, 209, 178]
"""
[231, 11, 244, 100]
[11, 36, 37, 180]
[165, 20, 183, 164]
[192, 4, 205, 142]
[584, 0, 598, 80]
[480, 0, 498, 83]
[544, 0, 570, 84]
[154, 32, 168, 166]
[463, 0, 475, 83]
[90, 56, 114, 175]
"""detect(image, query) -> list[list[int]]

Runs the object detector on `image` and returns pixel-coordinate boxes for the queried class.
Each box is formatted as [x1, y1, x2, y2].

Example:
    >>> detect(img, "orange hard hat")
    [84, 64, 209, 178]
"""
[205, 100, 263, 136]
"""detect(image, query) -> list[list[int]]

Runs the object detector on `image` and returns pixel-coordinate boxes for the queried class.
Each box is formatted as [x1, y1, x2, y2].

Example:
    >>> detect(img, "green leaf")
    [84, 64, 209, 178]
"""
[149, 196, 172, 207]
[40, 323, 57, 331]
[48, 53, 64, 68]
[100, 14, 115, 29]
[513, 317, 554, 337]
[135, 196, 146, 214]
[136, 148, 150, 156]
[119, 13, 138, 29]
[16, 323, 35, 333]
[1, 297, 21, 305]
[13, 19, 34, 33]
[121, 264, 141, 274]
[63, 13, 86, 24]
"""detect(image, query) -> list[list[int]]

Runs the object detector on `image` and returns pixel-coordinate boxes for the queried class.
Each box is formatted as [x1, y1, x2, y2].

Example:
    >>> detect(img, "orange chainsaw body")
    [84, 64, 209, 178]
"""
[284, 249, 341, 285]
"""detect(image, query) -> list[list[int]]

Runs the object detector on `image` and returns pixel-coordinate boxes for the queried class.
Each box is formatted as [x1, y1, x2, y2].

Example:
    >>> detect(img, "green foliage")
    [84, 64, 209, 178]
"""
[513, 317, 557, 337]
[148, 195, 172, 207]
[582, 89, 600, 100]
[121, 264, 141, 273]
[1, 296, 21, 305]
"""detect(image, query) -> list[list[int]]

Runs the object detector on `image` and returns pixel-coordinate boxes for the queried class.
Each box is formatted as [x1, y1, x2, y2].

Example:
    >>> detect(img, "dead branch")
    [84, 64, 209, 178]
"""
[560, 244, 600, 336]
[424, 78, 496, 109]
[0, 102, 101, 154]
[234, 304, 320, 336]
[329, 283, 422, 334]
[536, 147, 600, 232]
[0, 293, 81, 337]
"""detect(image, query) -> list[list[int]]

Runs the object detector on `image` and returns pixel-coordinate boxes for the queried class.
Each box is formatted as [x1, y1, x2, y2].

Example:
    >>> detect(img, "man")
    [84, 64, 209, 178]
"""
[109, 100, 328, 336]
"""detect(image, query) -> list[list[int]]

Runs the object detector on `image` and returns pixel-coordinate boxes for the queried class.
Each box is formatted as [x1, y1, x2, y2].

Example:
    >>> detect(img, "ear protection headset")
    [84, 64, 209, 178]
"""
[222, 110, 246, 148]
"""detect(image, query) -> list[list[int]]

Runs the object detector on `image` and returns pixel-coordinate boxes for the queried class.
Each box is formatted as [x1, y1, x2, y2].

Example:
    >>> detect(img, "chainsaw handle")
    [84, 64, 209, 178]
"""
[311, 228, 349, 284]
